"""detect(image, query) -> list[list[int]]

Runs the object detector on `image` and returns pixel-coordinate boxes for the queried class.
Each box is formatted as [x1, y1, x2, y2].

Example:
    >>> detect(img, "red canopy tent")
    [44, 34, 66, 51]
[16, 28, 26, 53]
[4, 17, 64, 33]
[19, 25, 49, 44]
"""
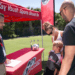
[0, 0, 41, 22]
[0, 0, 54, 61]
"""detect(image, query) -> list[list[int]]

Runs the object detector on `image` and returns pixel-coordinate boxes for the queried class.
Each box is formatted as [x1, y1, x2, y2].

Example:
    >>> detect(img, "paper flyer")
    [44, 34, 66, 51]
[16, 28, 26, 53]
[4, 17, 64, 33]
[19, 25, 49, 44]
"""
[5, 59, 21, 67]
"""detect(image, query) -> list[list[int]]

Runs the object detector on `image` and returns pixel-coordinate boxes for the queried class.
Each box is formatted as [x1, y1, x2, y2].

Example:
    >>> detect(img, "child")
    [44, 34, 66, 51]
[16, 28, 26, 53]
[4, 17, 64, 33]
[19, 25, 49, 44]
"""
[43, 40, 63, 75]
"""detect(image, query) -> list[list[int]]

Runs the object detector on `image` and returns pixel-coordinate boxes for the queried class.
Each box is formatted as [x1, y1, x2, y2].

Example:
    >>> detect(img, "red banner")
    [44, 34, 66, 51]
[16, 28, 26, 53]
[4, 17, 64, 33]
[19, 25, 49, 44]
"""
[41, 0, 54, 28]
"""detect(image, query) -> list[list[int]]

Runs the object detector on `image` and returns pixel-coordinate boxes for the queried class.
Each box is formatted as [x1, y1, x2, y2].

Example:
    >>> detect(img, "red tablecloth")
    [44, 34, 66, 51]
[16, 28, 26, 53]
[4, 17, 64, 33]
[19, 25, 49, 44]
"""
[6, 48, 44, 75]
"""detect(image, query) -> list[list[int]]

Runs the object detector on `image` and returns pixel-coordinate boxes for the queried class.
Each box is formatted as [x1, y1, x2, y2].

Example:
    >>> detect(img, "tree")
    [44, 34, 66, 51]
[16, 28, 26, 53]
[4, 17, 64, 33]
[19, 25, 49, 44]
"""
[31, 7, 34, 10]
[2, 7, 41, 38]
[27, 7, 30, 9]
[34, 8, 41, 11]
[55, 13, 66, 30]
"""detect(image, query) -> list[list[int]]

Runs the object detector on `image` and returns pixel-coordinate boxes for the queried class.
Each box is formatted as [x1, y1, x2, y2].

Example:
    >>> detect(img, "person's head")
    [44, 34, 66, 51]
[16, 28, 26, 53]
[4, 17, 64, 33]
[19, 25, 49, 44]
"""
[53, 40, 63, 53]
[43, 22, 58, 36]
[0, 13, 5, 30]
[60, 0, 74, 22]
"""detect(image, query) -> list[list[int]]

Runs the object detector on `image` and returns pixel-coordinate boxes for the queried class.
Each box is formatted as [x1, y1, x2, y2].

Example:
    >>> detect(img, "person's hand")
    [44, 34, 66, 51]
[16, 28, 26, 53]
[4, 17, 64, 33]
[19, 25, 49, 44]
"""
[5, 59, 11, 64]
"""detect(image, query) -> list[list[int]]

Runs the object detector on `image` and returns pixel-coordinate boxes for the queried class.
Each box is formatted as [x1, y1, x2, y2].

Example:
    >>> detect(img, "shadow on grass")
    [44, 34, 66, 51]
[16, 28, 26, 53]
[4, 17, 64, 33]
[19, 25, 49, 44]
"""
[35, 61, 47, 75]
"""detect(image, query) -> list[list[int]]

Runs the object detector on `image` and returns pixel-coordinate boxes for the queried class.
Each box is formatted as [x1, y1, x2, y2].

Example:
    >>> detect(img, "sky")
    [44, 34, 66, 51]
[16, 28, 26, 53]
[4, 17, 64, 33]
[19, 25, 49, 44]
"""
[8, 0, 75, 13]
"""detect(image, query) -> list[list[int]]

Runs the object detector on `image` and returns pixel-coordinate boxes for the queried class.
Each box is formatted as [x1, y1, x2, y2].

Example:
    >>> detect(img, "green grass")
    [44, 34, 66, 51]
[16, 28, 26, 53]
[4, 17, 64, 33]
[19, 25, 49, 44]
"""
[4, 35, 53, 75]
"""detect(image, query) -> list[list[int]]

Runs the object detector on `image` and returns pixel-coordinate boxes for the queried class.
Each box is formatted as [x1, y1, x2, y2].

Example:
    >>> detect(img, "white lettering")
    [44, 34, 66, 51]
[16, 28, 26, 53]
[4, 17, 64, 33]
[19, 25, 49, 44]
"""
[20, 9, 28, 15]
[37, 13, 39, 17]
[4, 5, 7, 11]
[8, 5, 18, 12]
[29, 12, 37, 16]
[0, 3, 7, 11]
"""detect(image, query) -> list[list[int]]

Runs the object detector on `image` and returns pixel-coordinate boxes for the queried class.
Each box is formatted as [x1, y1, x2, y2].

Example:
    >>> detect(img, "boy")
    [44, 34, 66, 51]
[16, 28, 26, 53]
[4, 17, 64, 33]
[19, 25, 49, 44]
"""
[43, 40, 63, 75]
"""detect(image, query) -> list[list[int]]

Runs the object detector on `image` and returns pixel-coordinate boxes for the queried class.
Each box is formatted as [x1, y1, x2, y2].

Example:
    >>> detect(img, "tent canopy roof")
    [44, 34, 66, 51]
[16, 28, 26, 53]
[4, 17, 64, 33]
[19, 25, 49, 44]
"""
[0, 0, 41, 22]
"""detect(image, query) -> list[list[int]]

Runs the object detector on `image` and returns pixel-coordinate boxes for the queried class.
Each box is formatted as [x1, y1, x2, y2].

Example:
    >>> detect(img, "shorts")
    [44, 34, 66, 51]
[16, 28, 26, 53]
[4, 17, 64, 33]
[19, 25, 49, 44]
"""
[0, 63, 6, 75]
[43, 67, 54, 75]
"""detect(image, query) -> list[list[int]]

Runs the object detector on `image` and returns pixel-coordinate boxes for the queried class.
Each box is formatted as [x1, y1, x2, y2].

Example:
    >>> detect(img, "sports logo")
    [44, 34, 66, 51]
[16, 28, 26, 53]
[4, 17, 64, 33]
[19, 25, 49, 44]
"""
[42, 0, 50, 5]
[23, 57, 36, 75]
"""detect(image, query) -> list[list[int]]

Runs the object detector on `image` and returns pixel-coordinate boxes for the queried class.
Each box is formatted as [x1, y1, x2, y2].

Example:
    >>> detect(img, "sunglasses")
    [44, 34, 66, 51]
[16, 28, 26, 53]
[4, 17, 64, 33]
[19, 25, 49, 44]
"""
[59, 6, 67, 16]
[45, 25, 54, 31]
[48, 28, 53, 35]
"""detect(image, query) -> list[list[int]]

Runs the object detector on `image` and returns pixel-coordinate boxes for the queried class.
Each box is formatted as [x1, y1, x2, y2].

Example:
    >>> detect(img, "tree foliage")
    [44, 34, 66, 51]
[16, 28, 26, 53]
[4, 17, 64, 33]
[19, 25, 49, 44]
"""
[55, 12, 67, 30]
[2, 7, 67, 39]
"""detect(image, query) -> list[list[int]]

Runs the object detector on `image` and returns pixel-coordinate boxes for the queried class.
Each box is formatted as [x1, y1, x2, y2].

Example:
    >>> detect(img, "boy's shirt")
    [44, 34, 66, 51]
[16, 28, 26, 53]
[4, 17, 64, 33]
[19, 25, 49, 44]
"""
[46, 50, 61, 71]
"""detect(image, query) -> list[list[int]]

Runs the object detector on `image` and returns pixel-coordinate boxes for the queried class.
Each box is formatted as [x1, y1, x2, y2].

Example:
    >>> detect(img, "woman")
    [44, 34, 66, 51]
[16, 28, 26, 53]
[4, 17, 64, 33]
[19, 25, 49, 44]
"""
[43, 22, 63, 53]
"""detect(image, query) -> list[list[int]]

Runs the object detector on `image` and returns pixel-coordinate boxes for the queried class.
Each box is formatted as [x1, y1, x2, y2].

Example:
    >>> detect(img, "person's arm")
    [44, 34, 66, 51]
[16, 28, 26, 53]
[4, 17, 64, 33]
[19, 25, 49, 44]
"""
[51, 36, 54, 43]
[60, 31, 63, 37]
[59, 46, 75, 75]
[54, 68, 58, 75]
[59, 25, 75, 75]
[5, 59, 11, 64]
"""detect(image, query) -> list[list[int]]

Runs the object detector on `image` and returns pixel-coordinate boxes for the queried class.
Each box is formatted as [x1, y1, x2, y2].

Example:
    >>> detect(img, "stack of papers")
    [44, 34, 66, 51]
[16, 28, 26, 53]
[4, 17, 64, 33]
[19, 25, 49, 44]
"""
[5, 59, 21, 67]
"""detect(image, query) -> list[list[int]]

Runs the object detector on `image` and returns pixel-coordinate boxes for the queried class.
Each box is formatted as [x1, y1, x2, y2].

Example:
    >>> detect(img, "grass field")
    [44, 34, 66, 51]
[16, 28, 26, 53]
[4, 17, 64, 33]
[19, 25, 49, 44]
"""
[4, 35, 53, 75]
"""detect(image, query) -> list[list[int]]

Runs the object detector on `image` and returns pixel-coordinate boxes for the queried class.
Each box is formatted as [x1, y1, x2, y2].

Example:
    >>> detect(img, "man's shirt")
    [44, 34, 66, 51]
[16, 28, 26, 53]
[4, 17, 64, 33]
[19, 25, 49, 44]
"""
[63, 18, 75, 75]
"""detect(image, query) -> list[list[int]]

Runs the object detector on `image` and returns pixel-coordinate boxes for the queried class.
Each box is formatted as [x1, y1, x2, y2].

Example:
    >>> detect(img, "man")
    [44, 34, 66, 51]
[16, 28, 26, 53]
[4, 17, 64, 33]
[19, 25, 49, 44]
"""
[0, 13, 10, 75]
[59, 0, 75, 75]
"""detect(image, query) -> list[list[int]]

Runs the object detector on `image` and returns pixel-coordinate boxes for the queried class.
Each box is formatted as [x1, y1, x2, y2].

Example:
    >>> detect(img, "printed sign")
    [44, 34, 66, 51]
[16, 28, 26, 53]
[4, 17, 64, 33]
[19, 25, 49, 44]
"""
[23, 57, 41, 75]
[42, 0, 50, 5]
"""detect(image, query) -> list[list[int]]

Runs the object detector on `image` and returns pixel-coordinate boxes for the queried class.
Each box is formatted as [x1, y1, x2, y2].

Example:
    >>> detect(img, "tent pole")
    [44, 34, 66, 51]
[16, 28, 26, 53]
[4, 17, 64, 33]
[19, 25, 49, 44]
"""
[41, 20, 44, 61]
